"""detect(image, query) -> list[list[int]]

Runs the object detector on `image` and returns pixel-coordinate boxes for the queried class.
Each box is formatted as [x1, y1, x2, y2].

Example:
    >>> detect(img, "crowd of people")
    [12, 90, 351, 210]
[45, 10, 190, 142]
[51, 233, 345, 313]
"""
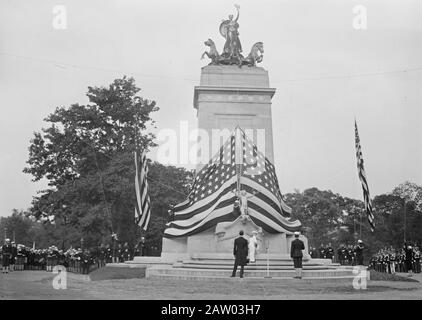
[369, 243, 421, 276]
[3, 236, 422, 277]
[1, 238, 147, 275]
[309, 243, 335, 261]
[309, 240, 365, 266]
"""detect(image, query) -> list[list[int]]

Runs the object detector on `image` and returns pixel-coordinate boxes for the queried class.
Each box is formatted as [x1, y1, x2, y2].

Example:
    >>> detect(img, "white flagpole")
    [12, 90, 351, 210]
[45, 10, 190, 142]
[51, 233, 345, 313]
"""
[235, 127, 243, 195]
[265, 239, 271, 278]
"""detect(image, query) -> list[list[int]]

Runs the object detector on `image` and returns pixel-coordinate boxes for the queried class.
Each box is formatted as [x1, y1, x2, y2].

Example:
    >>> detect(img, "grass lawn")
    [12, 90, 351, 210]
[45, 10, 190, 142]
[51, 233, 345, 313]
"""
[369, 270, 419, 282]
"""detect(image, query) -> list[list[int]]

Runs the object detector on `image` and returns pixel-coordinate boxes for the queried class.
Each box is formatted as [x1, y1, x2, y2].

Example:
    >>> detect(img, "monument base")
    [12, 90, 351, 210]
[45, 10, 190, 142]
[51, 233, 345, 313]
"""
[159, 217, 310, 262]
[127, 222, 353, 281]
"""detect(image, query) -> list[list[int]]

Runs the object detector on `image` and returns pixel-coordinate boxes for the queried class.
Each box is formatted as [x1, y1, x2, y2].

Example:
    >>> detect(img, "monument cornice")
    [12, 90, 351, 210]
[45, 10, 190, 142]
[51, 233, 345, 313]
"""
[193, 86, 276, 109]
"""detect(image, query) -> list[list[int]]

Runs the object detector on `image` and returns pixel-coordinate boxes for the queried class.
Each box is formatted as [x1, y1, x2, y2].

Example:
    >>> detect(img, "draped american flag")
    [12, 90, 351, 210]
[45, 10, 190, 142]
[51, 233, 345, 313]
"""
[164, 128, 301, 238]
[134, 151, 151, 231]
[354, 120, 375, 232]
[240, 130, 300, 233]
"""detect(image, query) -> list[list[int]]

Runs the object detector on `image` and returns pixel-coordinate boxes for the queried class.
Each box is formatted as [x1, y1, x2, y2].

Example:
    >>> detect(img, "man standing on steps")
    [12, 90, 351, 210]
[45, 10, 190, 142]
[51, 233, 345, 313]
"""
[355, 240, 365, 266]
[231, 230, 249, 278]
[290, 231, 305, 279]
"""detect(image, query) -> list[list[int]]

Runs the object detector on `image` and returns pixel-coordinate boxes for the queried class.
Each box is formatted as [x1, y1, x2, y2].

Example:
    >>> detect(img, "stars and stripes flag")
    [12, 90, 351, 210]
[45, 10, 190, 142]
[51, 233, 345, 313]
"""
[239, 130, 300, 233]
[164, 128, 300, 238]
[354, 120, 375, 232]
[134, 150, 151, 231]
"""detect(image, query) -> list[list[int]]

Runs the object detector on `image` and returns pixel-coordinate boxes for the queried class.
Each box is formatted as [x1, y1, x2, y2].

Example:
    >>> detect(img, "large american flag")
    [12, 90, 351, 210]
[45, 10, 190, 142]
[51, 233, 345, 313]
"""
[134, 150, 151, 231]
[240, 130, 300, 233]
[354, 120, 375, 232]
[164, 128, 301, 238]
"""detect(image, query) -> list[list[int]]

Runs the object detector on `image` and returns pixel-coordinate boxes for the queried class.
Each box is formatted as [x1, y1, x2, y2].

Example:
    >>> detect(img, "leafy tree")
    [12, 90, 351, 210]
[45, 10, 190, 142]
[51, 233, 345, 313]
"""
[392, 181, 422, 211]
[285, 183, 422, 258]
[24, 77, 159, 248]
[0, 210, 34, 245]
[285, 188, 363, 247]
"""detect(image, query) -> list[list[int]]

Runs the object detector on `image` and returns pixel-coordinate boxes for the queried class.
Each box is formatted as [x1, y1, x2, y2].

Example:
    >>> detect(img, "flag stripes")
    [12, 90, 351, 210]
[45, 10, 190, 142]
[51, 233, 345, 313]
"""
[164, 134, 237, 238]
[134, 150, 151, 231]
[354, 120, 375, 232]
[163, 128, 301, 238]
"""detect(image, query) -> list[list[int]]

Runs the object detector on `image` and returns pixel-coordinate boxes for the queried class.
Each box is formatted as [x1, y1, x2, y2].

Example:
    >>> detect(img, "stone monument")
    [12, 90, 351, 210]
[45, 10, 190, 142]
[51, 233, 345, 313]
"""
[159, 5, 306, 263]
[124, 8, 356, 282]
[126, 7, 355, 281]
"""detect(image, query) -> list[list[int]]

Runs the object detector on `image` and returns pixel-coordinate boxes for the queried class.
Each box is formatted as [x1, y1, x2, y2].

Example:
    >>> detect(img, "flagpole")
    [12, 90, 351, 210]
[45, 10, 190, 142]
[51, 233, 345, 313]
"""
[354, 119, 375, 234]
[265, 240, 271, 278]
[403, 200, 406, 242]
[134, 150, 142, 244]
[235, 127, 242, 196]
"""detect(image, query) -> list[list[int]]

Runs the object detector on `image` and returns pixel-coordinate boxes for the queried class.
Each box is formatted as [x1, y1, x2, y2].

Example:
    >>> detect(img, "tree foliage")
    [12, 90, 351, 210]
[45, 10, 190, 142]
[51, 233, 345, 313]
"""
[23, 77, 167, 248]
[285, 183, 422, 256]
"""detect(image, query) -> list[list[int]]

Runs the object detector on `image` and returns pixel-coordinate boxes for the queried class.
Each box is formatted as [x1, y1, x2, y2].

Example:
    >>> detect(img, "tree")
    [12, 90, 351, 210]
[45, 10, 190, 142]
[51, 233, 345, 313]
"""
[142, 162, 193, 254]
[24, 77, 159, 248]
[392, 181, 422, 211]
[0, 210, 33, 245]
[285, 188, 363, 247]
[284, 183, 422, 258]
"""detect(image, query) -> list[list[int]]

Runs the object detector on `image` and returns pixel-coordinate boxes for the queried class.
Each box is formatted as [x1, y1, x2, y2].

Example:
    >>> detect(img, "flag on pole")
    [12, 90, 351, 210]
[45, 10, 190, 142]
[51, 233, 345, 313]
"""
[164, 128, 300, 238]
[354, 120, 375, 232]
[134, 150, 151, 231]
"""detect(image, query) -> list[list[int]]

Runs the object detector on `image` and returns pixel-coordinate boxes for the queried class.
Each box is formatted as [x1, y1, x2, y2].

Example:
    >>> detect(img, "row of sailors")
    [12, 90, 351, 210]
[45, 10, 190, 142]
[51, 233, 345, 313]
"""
[369, 245, 421, 275]
[1, 244, 98, 274]
[1, 241, 143, 274]
[309, 244, 335, 260]
[309, 242, 365, 265]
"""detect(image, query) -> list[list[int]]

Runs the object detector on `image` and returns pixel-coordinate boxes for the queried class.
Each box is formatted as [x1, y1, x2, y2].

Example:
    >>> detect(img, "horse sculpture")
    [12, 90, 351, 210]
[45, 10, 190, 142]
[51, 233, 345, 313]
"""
[201, 39, 264, 67]
[243, 42, 264, 67]
[201, 39, 220, 65]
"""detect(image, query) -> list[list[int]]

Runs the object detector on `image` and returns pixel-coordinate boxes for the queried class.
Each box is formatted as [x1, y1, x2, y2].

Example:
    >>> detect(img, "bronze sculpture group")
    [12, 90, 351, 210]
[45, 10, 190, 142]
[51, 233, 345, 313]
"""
[201, 4, 264, 67]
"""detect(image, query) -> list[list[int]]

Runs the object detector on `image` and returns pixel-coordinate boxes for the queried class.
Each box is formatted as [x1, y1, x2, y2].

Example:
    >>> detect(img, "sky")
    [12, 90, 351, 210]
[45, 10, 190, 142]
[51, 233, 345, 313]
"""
[0, 0, 421, 217]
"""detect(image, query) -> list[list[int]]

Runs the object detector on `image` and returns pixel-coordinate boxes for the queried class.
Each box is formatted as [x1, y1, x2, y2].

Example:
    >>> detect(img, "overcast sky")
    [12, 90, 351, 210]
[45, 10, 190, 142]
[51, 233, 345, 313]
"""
[1, 0, 421, 217]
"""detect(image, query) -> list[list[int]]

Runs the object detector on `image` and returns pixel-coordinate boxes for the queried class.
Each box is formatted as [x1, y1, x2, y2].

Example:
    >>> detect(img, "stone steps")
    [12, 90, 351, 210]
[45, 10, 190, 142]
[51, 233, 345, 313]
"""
[148, 273, 356, 283]
[122, 255, 353, 281]
[146, 266, 354, 279]
[188, 255, 335, 265]
[174, 262, 338, 270]
[179, 259, 338, 266]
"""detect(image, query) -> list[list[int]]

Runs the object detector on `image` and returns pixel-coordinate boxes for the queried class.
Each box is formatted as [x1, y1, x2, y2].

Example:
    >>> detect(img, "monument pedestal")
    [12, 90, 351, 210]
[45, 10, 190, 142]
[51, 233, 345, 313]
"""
[160, 223, 310, 262]
[127, 64, 353, 281]
[127, 15, 355, 281]
[194, 65, 276, 166]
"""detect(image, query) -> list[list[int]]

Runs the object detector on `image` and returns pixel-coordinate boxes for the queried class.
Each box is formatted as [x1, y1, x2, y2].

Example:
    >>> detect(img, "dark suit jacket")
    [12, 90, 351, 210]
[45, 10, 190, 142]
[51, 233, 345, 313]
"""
[290, 238, 305, 258]
[233, 236, 248, 266]
[355, 244, 364, 258]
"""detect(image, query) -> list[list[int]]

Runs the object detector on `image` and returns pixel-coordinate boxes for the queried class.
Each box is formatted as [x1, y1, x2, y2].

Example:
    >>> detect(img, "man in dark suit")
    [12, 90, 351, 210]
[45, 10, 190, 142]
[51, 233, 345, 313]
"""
[231, 230, 248, 278]
[354, 240, 365, 266]
[2, 239, 13, 274]
[290, 231, 305, 279]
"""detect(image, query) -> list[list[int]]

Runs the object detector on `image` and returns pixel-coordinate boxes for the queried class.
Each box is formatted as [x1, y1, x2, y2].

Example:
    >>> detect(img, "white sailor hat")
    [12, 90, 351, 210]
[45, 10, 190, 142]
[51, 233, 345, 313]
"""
[358, 239, 363, 243]
[294, 231, 300, 236]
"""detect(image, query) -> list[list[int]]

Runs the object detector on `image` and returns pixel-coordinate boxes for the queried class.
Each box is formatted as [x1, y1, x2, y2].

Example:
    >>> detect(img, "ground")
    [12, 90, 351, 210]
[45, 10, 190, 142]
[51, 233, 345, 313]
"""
[1, 270, 421, 300]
